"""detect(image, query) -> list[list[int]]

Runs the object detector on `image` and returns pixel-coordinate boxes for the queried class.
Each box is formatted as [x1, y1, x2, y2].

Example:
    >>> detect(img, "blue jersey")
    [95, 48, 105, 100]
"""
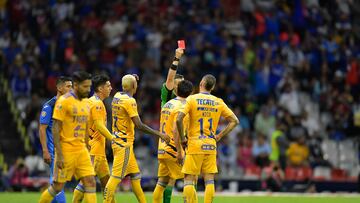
[39, 96, 57, 159]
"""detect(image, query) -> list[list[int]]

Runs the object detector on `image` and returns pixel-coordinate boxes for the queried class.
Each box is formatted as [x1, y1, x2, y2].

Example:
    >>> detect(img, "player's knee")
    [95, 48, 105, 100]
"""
[156, 178, 169, 188]
[51, 182, 64, 193]
[184, 174, 196, 182]
[81, 176, 96, 187]
[130, 173, 142, 181]
[167, 178, 175, 186]
[203, 173, 215, 182]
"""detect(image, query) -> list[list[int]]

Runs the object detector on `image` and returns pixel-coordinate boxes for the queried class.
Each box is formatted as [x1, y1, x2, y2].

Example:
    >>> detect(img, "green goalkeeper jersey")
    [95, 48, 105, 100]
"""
[160, 83, 176, 107]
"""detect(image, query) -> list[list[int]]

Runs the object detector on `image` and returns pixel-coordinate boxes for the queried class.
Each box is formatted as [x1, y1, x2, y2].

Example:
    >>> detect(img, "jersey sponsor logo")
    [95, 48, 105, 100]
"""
[158, 149, 165, 154]
[201, 144, 216, 151]
[196, 99, 219, 106]
[56, 104, 62, 110]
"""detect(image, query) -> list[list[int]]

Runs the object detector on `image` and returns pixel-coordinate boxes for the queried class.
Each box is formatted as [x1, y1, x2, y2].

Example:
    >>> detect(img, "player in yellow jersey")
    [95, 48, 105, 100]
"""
[39, 71, 97, 203]
[103, 74, 170, 203]
[73, 74, 117, 203]
[153, 80, 193, 203]
[176, 74, 239, 203]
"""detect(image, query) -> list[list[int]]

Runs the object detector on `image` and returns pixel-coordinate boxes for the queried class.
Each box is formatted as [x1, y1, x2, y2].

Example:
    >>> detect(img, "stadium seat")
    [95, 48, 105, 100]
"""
[285, 167, 312, 181]
[313, 166, 331, 181]
[243, 165, 261, 180]
[331, 168, 348, 181]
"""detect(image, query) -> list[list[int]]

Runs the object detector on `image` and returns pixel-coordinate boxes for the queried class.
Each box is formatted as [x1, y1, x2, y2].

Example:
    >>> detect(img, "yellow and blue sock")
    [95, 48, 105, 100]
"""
[153, 180, 167, 203]
[204, 180, 215, 203]
[183, 180, 196, 203]
[39, 185, 56, 203]
[103, 176, 121, 203]
[84, 186, 97, 203]
[131, 174, 146, 203]
[72, 183, 85, 203]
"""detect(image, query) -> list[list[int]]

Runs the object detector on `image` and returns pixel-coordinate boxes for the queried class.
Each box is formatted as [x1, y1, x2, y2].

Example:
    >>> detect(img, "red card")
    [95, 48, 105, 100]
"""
[177, 40, 186, 49]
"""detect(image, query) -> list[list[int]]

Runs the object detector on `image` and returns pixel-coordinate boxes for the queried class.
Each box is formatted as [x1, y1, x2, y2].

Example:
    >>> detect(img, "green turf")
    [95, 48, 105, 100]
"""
[0, 192, 359, 203]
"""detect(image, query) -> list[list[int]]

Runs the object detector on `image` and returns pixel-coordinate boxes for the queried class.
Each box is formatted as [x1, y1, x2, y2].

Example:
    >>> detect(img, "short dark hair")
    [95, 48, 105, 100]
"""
[177, 80, 193, 98]
[72, 71, 92, 83]
[92, 74, 110, 92]
[202, 74, 216, 91]
[56, 76, 72, 86]
[175, 74, 184, 80]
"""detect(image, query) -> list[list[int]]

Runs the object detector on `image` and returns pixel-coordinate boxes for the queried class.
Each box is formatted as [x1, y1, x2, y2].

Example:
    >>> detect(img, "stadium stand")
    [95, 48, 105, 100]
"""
[0, 0, 359, 192]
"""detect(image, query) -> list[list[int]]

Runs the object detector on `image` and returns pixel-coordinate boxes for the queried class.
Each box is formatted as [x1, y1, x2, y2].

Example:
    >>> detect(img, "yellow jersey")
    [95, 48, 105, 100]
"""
[87, 95, 107, 157]
[158, 98, 188, 159]
[112, 92, 139, 147]
[53, 92, 90, 152]
[180, 93, 235, 154]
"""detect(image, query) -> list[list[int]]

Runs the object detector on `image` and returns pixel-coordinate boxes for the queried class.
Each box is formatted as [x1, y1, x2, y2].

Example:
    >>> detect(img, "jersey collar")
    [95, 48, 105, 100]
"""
[70, 91, 79, 99]
[120, 92, 133, 98]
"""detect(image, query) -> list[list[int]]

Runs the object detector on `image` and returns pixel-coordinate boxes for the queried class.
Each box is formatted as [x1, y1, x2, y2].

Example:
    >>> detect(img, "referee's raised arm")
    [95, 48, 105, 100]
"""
[165, 48, 184, 90]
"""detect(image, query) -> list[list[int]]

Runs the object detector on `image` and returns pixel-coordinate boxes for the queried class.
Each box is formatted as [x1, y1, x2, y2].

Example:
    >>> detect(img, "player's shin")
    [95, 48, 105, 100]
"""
[163, 178, 175, 203]
[153, 180, 167, 203]
[204, 180, 215, 203]
[72, 183, 85, 203]
[183, 180, 196, 203]
[53, 190, 66, 203]
[39, 185, 57, 203]
[103, 176, 121, 203]
[131, 174, 146, 203]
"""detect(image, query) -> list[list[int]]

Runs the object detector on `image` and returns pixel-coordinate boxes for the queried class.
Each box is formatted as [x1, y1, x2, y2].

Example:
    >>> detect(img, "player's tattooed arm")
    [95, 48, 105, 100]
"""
[52, 119, 64, 169]
[215, 114, 239, 142]
[131, 116, 170, 143]
[176, 112, 187, 149]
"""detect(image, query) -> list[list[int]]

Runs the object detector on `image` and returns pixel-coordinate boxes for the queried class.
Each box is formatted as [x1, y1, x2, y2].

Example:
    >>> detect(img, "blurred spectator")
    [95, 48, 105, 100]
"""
[218, 137, 238, 176]
[7, 158, 29, 191]
[255, 106, 276, 138]
[237, 133, 253, 169]
[252, 133, 271, 168]
[11, 66, 31, 99]
[269, 120, 289, 170]
[279, 82, 302, 116]
[289, 116, 308, 141]
[308, 135, 332, 168]
[287, 136, 310, 167]
[262, 165, 285, 192]
[24, 150, 46, 177]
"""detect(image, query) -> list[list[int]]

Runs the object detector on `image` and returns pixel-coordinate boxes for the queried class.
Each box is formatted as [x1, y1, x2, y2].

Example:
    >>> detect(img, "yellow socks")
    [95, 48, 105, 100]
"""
[72, 184, 85, 202]
[38, 186, 56, 203]
[153, 181, 167, 203]
[183, 181, 197, 203]
[103, 176, 121, 203]
[204, 180, 215, 203]
[131, 176, 146, 203]
[83, 186, 97, 203]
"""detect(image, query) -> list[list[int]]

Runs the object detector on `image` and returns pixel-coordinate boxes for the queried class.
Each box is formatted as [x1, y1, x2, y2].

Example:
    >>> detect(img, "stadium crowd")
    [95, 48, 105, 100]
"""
[0, 0, 360, 192]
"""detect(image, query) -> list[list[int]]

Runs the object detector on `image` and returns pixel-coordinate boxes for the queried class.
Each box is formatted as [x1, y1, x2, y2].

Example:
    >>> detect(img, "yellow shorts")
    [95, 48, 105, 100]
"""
[112, 145, 140, 179]
[91, 155, 110, 179]
[53, 149, 95, 183]
[158, 158, 184, 180]
[182, 154, 218, 175]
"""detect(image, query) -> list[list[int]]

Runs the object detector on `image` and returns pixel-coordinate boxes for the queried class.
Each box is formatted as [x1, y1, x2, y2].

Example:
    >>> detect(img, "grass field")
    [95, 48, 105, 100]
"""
[0, 192, 360, 203]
